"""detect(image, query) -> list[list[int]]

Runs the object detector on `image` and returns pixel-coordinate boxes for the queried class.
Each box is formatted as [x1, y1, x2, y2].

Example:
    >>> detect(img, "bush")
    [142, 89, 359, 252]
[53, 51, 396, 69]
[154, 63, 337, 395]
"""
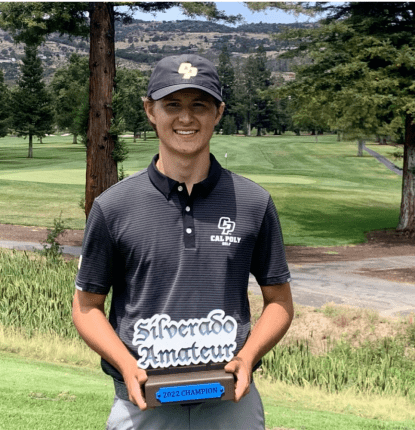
[41, 212, 67, 262]
[222, 116, 237, 135]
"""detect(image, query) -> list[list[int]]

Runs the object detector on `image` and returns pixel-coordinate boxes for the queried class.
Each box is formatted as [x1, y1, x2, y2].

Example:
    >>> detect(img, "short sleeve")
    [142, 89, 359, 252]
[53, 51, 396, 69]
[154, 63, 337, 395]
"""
[250, 195, 291, 286]
[75, 200, 115, 294]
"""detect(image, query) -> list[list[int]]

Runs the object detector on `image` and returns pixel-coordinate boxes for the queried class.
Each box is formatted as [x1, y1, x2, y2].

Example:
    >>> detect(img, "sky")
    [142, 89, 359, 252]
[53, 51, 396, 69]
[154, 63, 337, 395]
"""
[130, 2, 320, 26]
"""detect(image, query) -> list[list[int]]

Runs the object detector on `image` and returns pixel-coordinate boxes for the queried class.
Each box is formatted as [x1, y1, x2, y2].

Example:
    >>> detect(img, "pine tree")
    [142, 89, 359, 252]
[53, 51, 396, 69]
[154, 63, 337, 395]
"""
[217, 45, 235, 132]
[115, 68, 151, 142]
[50, 53, 89, 144]
[10, 45, 54, 158]
[244, 46, 273, 136]
[0, 69, 9, 138]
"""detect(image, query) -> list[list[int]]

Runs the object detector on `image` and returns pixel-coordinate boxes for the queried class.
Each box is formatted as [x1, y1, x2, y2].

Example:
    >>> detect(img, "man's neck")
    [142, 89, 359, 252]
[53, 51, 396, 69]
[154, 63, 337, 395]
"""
[156, 149, 210, 195]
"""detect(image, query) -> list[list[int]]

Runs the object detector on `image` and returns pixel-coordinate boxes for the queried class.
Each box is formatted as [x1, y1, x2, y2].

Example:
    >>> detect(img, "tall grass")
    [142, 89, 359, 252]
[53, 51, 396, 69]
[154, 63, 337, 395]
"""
[0, 249, 110, 339]
[261, 337, 415, 400]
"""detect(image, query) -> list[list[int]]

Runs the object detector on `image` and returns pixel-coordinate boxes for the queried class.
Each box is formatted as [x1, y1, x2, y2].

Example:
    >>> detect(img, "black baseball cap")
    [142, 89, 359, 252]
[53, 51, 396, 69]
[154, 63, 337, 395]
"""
[147, 54, 222, 102]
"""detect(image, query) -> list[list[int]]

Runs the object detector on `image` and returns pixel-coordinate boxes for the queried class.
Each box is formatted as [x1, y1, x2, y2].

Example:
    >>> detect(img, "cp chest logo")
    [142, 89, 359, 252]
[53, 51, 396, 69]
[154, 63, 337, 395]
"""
[218, 217, 235, 235]
[211, 217, 241, 246]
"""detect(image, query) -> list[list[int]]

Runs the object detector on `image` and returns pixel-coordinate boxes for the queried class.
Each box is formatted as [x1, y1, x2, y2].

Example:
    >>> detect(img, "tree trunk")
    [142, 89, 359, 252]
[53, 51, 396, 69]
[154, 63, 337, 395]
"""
[396, 114, 415, 233]
[85, 2, 118, 219]
[28, 133, 33, 158]
[73, 133, 78, 144]
[143, 131, 147, 141]
[357, 139, 364, 157]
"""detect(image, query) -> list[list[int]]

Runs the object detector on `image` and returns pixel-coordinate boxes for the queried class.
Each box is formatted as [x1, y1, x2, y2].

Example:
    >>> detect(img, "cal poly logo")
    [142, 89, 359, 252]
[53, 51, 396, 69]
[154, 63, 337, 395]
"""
[178, 62, 198, 79]
[210, 217, 241, 246]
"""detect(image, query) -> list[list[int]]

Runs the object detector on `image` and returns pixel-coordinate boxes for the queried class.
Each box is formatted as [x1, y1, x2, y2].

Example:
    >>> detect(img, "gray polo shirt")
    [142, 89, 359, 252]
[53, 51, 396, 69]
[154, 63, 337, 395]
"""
[76, 154, 291, 397]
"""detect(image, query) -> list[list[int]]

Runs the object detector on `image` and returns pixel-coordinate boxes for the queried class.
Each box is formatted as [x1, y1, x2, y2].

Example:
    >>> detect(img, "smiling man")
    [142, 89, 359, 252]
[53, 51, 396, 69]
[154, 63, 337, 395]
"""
[72, 54, 293, 430]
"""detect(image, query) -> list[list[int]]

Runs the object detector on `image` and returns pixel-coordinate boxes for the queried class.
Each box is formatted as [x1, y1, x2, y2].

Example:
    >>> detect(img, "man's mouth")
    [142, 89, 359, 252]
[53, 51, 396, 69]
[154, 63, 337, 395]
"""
[175, 130, 197, 135]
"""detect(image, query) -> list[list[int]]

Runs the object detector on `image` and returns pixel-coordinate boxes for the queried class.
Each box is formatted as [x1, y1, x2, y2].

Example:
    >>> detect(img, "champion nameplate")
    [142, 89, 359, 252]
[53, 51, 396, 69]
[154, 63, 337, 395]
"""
[156, 382, 224, 403]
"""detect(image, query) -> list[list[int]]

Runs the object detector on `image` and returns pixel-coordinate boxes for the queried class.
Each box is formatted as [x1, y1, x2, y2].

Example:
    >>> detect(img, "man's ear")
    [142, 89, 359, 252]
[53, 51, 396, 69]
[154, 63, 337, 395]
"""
[215, 102, 225, 126]
[143, 100, 156, 124]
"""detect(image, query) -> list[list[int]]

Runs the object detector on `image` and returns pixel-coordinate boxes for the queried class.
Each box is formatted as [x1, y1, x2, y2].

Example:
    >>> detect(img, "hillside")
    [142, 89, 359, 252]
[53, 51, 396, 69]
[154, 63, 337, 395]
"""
[0, 19, 310, 85]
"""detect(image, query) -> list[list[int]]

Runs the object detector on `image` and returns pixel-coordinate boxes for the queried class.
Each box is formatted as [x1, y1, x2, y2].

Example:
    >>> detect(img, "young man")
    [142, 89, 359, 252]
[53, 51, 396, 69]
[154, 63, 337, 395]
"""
[73, 54, 293, 430]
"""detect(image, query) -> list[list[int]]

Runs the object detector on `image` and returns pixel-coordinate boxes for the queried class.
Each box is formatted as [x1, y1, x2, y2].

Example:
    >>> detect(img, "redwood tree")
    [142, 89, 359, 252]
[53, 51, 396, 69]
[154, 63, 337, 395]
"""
[85, 3, 118, 215]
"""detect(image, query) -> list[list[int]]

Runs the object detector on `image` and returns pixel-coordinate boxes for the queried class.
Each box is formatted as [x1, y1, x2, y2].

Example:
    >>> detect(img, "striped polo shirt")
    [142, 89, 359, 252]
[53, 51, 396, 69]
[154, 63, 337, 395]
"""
[75, 153, 291, 395]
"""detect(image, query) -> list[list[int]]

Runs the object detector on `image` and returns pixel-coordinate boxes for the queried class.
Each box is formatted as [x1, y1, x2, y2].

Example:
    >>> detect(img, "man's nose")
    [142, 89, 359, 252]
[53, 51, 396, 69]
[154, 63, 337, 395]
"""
[178, 108, 193, 123]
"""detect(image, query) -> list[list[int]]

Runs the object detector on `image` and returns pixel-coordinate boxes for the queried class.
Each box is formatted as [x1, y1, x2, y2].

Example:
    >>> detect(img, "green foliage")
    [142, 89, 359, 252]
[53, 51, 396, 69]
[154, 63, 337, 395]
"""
[262, 337, 415, 400]
[233, 46, 279, 135]
[217, 45, 235, 131]
[0, 69, 10, 137]
[274, 3, 415, 140]
[49, 53, 89, 138]
[9, 45, 54, 150]
[0, 2, 90, 46]
[117, 164, 129, 181]
[40, 212, 67, 262]
[114, 68, 150, 139]
[73, 89, 89, 147]
[222, 116, 237, 135]
[0, 249, 78, 338]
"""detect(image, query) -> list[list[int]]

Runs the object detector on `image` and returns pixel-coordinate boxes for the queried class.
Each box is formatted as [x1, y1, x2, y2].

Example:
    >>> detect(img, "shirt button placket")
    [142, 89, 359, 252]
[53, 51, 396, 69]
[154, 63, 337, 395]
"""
[183, 198, 195, 249]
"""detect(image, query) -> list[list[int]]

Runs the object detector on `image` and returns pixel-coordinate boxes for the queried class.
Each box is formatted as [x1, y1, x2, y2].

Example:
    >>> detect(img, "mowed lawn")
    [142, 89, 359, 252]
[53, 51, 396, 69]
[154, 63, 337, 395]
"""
[0, 133, 402, 246]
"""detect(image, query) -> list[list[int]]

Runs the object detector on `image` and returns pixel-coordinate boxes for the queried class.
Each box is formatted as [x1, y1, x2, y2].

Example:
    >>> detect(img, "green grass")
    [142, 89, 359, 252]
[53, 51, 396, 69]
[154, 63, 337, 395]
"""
[0, 352, 113, 430]
[0, 133, 402, 245]
[364, 142, 404, 170]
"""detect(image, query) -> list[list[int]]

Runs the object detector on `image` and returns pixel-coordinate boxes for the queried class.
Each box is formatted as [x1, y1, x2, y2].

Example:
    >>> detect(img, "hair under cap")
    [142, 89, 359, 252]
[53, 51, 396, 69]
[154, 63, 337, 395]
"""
[147, 54, 222, 102]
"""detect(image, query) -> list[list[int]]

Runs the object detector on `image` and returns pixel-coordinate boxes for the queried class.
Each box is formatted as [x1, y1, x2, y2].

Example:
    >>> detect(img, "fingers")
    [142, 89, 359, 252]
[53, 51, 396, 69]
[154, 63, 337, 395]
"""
[126, 368, 149, 411]
[224, 357, 251, 403]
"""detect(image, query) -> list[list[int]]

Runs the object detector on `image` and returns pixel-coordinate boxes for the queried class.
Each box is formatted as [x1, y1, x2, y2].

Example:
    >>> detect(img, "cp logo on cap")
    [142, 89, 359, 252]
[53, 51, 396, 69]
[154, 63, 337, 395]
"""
[178, 62, 198, 79]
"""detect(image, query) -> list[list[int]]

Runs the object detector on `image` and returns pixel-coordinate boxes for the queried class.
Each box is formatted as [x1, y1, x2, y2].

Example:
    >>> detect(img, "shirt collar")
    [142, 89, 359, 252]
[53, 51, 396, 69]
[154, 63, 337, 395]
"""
[148, 153, 222, 199]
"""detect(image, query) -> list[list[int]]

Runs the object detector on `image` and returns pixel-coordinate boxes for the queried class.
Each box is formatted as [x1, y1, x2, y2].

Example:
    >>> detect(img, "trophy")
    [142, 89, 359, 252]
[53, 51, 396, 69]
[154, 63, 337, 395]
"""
[134, 310, 239, 407]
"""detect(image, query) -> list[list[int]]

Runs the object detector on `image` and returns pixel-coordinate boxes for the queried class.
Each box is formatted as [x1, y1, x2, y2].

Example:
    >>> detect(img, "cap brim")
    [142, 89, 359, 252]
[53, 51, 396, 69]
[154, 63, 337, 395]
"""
[150, 84, 222, 102]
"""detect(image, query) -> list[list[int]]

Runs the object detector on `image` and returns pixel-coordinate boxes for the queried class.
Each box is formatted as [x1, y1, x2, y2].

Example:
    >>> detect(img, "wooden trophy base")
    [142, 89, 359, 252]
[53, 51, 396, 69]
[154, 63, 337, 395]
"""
[145, 363, 235, 408]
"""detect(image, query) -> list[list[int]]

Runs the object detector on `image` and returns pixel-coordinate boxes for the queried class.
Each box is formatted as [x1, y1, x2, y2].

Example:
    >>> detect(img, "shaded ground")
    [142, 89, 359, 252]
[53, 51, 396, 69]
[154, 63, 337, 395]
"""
[0, 224, 414, 283]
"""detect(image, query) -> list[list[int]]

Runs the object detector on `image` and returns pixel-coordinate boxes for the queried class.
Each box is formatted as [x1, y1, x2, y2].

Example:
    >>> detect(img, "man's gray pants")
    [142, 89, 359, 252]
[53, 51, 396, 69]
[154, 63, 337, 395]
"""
[106, 382, 265, 430]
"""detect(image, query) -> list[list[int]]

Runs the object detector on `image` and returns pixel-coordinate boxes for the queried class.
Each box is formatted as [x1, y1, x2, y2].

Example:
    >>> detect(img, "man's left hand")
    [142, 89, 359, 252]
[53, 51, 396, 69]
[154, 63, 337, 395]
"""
[224, 356, 251, 402]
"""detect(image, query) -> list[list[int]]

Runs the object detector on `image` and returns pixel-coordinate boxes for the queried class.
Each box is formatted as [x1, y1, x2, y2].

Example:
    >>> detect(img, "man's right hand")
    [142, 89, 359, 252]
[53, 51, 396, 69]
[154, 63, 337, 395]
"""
[72, 290, 151, 410]
[121, 361, 149, 411]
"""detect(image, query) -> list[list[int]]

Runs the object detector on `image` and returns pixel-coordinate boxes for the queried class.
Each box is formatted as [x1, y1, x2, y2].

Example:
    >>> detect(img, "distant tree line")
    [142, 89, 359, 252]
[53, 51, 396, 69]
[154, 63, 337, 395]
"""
[215, 44, 321, 137]
[0, 49, 150, 161]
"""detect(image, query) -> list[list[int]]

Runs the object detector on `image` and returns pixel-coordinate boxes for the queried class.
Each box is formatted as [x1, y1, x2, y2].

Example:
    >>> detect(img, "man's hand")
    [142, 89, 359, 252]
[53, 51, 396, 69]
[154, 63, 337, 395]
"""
[121, 362, 149, 411]
[224, 356, 251, 402]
